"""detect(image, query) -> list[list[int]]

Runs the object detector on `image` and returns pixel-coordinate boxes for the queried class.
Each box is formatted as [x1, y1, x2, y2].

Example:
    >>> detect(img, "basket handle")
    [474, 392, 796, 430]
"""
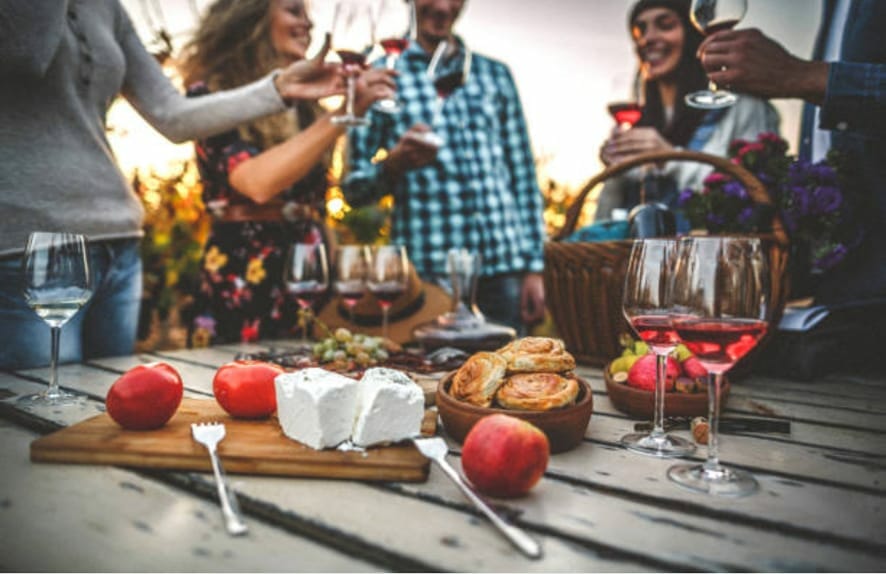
[554, 149, 788, 246]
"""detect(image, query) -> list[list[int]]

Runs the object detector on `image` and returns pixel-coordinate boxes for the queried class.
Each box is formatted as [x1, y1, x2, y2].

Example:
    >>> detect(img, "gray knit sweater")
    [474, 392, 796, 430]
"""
[0, 0, 288, 257]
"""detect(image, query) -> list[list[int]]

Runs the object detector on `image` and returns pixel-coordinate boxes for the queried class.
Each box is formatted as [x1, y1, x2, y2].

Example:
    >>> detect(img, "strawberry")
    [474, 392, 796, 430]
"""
[682, 356, 708, 380]
[627, 354, 680, 392]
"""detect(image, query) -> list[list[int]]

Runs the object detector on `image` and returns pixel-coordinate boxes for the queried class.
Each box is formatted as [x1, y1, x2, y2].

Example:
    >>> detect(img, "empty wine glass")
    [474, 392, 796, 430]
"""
[19, 232, 92, 406]
[420, 39, 472, 147]
[330, 0, 375, 127]
[667, 236, 770, 496]
[367, 245, 409, 340]
[620, 239, 696, 457]
[334, 244, 370, 324]
[373, 0, 416, 114]
[686, 0, 748, 109]
[284, 242, 329, 347]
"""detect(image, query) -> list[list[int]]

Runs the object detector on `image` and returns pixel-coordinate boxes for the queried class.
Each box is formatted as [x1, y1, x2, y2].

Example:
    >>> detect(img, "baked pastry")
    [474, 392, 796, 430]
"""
[495, 372, 580, 411]
[497, 337, 576, 373]
[450, 352, 507, 407]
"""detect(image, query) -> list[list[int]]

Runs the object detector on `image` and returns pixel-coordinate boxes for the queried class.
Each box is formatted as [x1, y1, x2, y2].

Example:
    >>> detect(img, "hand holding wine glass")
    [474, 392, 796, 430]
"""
[620, 239, 696, 457]
[368, 245, 409, 340]
[334, 245, 370, 325]
[19, 232, 92, 406]
[373, 0, 416, 114]
[331, 0, 375, 127]
[667, 236, 770, 496]
[686, 0, 748, 109]
[285, 242, 330, 347]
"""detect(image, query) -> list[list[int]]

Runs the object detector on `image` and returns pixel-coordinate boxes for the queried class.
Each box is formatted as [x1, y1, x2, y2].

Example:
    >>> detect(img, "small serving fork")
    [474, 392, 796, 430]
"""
[411, 436, 542, 559]
[191, 422, 249, 536]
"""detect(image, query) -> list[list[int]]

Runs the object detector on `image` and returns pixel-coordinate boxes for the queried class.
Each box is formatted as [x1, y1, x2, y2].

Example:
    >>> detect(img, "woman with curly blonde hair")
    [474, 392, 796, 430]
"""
[181, 0, 395, 345]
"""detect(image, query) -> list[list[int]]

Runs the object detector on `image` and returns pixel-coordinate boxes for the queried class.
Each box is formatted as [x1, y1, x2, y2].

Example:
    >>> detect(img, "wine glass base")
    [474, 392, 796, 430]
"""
[17, 388, 82, 407]
[374, 98, 402, 114]
[620, 432, 697, 458]
[667, 462, 758, 497]
[685, 90, 738, 110]
[331, 115, 370, 127]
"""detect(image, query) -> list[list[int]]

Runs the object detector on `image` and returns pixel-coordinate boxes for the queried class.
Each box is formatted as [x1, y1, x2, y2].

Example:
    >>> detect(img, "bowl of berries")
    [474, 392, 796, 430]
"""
[604, 338, 729, 419]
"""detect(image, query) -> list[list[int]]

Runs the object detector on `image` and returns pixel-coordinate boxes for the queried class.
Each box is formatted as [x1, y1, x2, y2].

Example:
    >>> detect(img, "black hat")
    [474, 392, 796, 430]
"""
[628, 0, 691, 29]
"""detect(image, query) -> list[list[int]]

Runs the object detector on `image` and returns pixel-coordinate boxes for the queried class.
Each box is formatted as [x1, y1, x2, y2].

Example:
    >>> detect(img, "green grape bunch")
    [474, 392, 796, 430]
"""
[312, 328, 389, 371]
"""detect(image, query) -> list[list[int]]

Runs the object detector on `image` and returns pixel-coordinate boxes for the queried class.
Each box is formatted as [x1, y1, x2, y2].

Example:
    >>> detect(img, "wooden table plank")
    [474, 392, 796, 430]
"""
[0, 421, 377, 572]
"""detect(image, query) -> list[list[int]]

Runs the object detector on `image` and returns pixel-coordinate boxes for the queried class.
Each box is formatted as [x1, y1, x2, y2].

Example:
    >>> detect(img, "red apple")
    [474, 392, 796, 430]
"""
[627, 353, 680, 392]
[681, 356, 708, 380]
[461, 414, 549, 498]
[106, 362, 184, 430]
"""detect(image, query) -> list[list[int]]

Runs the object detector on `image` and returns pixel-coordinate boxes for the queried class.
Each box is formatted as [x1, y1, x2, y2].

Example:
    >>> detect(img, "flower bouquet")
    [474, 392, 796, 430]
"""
[678, 133, 864, 296]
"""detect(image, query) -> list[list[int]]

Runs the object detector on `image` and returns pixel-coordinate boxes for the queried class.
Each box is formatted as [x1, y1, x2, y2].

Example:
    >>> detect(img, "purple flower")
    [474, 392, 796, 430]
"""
[706, 213, 726, 229]
[723, 180, 749, 201]
[678, 188, 695, 206]
[737, 206, 755, 225]
[813, 243, 848, 272]
[812, 185, 842, 214]
[194, 315, 217, 336]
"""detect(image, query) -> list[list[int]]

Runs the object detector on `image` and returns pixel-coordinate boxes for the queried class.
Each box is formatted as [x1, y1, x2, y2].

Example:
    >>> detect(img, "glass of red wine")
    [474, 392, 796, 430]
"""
[685, 0, 747, 109]
[334, 245, 370, 325]
[420, 40, 471, 147]
[667, 236, 770, 496]
[367, 245, 409, 340]
[620, 239, 697, 457]
[607, 101, 643, 132]
[330, 0, 375, 127]
[373, 0, 415, 114]
[285, 242, 330, 347]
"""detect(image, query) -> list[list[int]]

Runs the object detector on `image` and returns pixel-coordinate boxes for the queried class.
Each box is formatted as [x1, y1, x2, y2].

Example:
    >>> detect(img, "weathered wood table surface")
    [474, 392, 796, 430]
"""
[1, 341, 884, 572]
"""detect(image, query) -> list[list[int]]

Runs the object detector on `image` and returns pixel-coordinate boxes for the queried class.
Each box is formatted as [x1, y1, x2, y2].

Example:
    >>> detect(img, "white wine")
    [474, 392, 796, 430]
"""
[28, 298, 89, 327]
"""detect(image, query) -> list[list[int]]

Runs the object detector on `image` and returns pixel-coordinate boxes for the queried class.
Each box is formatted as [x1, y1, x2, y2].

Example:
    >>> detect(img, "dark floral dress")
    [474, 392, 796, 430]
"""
[187, 83, 328, 346]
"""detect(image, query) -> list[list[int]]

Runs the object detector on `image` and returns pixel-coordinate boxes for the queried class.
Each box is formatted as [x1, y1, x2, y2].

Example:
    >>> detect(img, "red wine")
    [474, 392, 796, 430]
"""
[288, 281, 327, 308]
[335, 280, 365, 307]
[698, 18, 739, 36]
[608, 102, 642, 127]
[629, 315, 679, 352]
[380, 37, 409, 56]
[336, 49, 366, 72]
[433, 71, 465, 99]
[368, 282, 406, 306]
[674, 318, 767, 374]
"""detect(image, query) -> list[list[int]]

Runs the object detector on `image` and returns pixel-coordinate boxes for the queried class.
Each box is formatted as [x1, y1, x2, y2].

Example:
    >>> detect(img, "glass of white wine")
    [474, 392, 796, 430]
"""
[19, 232, 92, 406]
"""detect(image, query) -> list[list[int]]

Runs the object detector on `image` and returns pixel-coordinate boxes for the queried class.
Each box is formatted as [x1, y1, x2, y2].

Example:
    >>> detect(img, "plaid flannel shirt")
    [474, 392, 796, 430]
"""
[342, 37, 546, 278]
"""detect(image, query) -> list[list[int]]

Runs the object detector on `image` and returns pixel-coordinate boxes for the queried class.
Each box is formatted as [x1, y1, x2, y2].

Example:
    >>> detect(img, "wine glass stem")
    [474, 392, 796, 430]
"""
[432, 96, 444, 130]
[381, 306, 390, 340]
[347, 303, 355, 325]
[48, 325, 61, 398]
[386, 54, 398, 70]
[704, 372, 723, 472]
[345, 74, 357, 119]
[651, 351, 668, 438]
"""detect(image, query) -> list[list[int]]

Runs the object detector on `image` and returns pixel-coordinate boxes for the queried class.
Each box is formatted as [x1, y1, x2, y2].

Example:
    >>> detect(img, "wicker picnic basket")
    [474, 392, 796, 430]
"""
[544, 150, 791, 368]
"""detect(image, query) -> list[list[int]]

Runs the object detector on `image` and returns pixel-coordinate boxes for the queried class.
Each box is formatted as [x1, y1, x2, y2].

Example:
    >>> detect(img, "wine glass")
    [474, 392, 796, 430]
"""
[667, 236, 770, 496]
[685, 0, 748, 109]
[607, 101, 643, 132]
[334, 245, 370, 324]
[420, 39, 472, 147]
[373, 0, 416, 114]
[330, 0, 375, 127]
[19, 232, 92, 406]
[284, 242, 330, 347]
[367, 245, 409, 340]
[620, 239, 697, 457]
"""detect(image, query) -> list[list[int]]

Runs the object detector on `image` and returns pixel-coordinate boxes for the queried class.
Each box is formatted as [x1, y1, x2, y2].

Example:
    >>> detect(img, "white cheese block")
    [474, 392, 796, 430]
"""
[275, 368, 358, 450]
[352, 367, 425, 447]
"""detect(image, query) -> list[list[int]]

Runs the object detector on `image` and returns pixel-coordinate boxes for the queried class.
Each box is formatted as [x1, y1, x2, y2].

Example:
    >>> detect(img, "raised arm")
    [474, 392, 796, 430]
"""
[0, 1, 67, 77]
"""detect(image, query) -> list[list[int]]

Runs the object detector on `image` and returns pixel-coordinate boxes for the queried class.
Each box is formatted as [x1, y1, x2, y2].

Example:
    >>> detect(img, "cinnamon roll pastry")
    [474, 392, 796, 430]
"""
[449, 352, 507, 407]
[497, 337, 576, 373]
[495, 372, 580, 411]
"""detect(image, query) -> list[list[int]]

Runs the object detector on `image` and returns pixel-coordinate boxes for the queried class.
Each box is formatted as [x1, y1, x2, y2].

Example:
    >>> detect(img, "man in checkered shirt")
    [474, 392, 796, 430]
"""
[342, 0, 546, 334]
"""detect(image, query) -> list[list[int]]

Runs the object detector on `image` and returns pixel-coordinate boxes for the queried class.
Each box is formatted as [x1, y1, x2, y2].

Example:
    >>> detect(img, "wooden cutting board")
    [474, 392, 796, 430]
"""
[31, 398, 436, 482]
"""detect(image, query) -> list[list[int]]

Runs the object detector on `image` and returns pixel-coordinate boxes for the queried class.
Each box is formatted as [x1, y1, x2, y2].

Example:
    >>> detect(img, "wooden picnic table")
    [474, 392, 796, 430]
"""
[1, 340, 884, 572]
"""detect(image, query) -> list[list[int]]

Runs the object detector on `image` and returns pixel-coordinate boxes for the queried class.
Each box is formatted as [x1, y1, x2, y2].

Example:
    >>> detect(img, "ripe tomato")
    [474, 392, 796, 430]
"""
[213, 360, 284, 419]
[106, 362, 184, 430]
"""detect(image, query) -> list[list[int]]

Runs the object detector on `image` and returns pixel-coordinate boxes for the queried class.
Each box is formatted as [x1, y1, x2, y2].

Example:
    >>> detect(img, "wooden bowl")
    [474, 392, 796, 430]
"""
[604, 362, 730, 419]
[436, 372, 593, 454]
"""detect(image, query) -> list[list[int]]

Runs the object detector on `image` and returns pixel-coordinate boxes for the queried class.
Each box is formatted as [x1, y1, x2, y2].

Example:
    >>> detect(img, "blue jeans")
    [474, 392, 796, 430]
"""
[428, 272, 527, 337]
[0, 239, 142, 369]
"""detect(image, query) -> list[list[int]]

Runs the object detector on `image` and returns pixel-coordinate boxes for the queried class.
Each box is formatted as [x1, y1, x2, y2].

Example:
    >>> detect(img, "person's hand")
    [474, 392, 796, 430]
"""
[352, 68, 398, 116]
[274, 33, 345, 102]
[520, 272, 546, 325]
[382, 124, 439, 178]
[600, 127, 672, 166]
[698, 28, 828, 105]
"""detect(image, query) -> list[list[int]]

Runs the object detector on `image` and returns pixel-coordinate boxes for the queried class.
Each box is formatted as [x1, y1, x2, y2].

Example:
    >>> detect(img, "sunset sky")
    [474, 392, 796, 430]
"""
[116, 0, 822, 188]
